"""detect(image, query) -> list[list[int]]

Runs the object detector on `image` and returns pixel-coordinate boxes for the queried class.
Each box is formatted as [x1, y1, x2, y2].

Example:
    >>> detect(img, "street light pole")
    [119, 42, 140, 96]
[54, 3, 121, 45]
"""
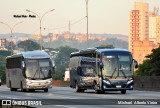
[26, 9, 55, 51]
[86, 0, 89, 48]
[0, 21, 23, 55]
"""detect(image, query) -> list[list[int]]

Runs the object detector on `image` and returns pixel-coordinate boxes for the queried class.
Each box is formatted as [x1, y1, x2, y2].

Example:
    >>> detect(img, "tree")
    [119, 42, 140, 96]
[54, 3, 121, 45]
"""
[0, 51, 11, 83]
[17, 40, 41, 51]
[99, 44, 114, 48]
[53, 46, 78, 80]
[135, 47, 160, 76]
[6, 41, 16, 50]
[0, 50, 11, 56]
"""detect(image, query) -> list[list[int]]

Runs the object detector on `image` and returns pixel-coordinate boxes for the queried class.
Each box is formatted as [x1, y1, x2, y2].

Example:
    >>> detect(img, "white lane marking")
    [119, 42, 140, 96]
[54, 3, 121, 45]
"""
[0, 95, 18, 99]
[134, 105, 160, 108]
[44, 94, 78, 99]
[55, 105, 76, 108]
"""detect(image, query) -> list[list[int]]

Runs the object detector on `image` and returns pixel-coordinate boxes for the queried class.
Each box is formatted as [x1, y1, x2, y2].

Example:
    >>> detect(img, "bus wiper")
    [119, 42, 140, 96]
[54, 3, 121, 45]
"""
[130, 60, 132, 71]
[40, 67, 46, 78]
[121, 69, 127, 78]
[110, 68, 116, 79]
[115, 64, 126, 79]
[33, 68, 39, 79]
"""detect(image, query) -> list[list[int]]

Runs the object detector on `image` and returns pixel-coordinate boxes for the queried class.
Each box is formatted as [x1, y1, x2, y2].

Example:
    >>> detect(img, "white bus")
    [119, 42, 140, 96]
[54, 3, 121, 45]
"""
[6, 51, 55, 92]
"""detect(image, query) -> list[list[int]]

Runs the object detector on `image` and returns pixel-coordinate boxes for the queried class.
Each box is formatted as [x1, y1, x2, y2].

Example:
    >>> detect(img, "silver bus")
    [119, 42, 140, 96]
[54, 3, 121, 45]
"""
[69, 48, 138, 94]
[6, 51, 55, 92]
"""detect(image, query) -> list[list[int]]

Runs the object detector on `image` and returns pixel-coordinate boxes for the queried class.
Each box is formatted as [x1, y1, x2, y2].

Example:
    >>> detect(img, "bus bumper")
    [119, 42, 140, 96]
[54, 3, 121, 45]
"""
[103, 85, 133, 91]
[25, 79, 52, 89]
[103, 82, 133, 91]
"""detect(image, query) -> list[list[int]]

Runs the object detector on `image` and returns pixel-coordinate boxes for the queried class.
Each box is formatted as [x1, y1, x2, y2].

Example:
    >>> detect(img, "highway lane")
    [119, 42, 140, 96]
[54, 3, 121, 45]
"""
[0, 85, 160, 108]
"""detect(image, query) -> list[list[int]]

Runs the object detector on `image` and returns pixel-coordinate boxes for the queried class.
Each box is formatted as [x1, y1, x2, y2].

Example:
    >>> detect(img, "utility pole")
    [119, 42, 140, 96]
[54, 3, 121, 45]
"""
[69, 20, 71, 34]
[0, 21, 23, 55]
[86, 0, 89, 48]
[26, 9, 55, 51]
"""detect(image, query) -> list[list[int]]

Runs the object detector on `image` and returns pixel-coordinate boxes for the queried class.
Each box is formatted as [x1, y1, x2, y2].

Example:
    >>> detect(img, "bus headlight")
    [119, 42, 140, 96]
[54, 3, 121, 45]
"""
[26, 79, 32, 84]
[47, 80, 51, 83]
[47, 79, 52, 84]
[127, 80, 133, 84]
[103, 80, 111, 85]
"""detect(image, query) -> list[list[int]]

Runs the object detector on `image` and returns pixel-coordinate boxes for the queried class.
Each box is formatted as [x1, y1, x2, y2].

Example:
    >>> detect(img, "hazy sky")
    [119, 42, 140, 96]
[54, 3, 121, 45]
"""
[0, 0, 159, 36]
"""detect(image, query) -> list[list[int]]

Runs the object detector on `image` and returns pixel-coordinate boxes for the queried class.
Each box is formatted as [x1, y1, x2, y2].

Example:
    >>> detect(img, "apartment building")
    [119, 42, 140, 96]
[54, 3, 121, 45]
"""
[149, 16, 160, 44]
[129, 2, 159, 64]
[129, 2, 149, 54]
[133, 40, 157, 64]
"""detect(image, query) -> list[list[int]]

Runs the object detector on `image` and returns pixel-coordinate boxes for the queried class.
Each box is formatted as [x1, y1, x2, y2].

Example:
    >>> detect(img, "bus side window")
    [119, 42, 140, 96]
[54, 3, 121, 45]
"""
[50, 61, 55, 74]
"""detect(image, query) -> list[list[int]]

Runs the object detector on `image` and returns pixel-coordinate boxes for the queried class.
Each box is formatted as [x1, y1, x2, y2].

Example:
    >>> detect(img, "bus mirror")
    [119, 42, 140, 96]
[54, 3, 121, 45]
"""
[77, 66, 82, 75]
[99, 60, 104, 69]
[52, 66, 56, 74]
[22, 61, 25, 69]
[133, 59, 138, 68]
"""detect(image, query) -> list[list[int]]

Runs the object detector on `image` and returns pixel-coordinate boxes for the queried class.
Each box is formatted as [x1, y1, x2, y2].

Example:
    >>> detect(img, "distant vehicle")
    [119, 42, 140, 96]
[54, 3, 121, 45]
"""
[64, 68, 70, 81]
[69, 47, 138, 94]
[6, 51, 55, 92]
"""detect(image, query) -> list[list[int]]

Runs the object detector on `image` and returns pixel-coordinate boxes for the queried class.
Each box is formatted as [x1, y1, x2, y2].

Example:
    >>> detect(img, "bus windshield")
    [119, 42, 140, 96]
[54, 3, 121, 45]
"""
[102, 53, 133, 78]
[25, 59, 52, 79]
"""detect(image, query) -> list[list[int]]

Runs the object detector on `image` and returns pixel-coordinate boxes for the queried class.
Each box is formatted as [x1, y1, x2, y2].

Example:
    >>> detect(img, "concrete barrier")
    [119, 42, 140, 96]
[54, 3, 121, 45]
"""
[52, 80, 70, 87]
[52, 76, 160, 91]
[134, 76, 160, 91]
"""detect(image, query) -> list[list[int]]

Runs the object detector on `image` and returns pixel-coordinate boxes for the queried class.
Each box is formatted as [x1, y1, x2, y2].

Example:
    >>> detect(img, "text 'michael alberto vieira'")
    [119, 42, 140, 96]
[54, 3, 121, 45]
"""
[118, 100, 158, 105]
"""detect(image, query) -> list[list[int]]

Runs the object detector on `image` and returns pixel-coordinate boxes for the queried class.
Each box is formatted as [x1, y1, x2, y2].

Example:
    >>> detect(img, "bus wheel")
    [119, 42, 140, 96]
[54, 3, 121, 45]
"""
[21, 82, 26, 92]
[75, 82, 84, 92]
[9, 81, 14, 91]
[10, 88, 17, 91]
[94, 82, 104, 94]
[29, 89, 35, 92]
[121, 90, 126, 94]
[22, 89, 26, 92]
[10, 88, 14, 91]
[44, 89, 48, 92]
[75, 82, 80, 92]
[94, 82, 99, 93]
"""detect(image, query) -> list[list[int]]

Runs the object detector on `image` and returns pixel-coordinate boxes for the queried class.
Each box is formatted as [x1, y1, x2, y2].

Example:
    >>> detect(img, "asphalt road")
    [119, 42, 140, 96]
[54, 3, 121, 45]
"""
[0, 85, 160, 108]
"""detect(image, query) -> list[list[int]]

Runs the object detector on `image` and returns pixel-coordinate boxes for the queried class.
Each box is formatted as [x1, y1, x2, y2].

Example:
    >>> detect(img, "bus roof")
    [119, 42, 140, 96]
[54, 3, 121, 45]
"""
[6, 51, 50, 59]
[70, 48, 130, 58]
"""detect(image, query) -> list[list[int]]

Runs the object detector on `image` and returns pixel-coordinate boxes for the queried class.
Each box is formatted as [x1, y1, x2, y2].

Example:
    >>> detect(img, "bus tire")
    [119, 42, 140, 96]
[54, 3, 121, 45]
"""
[121, 90, 126, 94]
[75, 82, 84, 92]
[29, 89, 35, 92]
[94, 82, 99, 93]
[9, 81, 13, 91]
[44, 89, 48, 92]
[10, 88, 13, 91]
[21, 82, 26, 92]
[75, 82, 79, 92]
[22, 89, 26, 92]
[94, 82, 104, 94]
[10, 88, 17, 91]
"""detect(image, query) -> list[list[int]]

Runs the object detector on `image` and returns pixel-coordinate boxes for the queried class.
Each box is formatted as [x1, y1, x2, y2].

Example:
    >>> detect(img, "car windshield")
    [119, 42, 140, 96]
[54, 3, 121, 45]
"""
[102, 54, 133, 78]
[25, 59, 52, 79]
